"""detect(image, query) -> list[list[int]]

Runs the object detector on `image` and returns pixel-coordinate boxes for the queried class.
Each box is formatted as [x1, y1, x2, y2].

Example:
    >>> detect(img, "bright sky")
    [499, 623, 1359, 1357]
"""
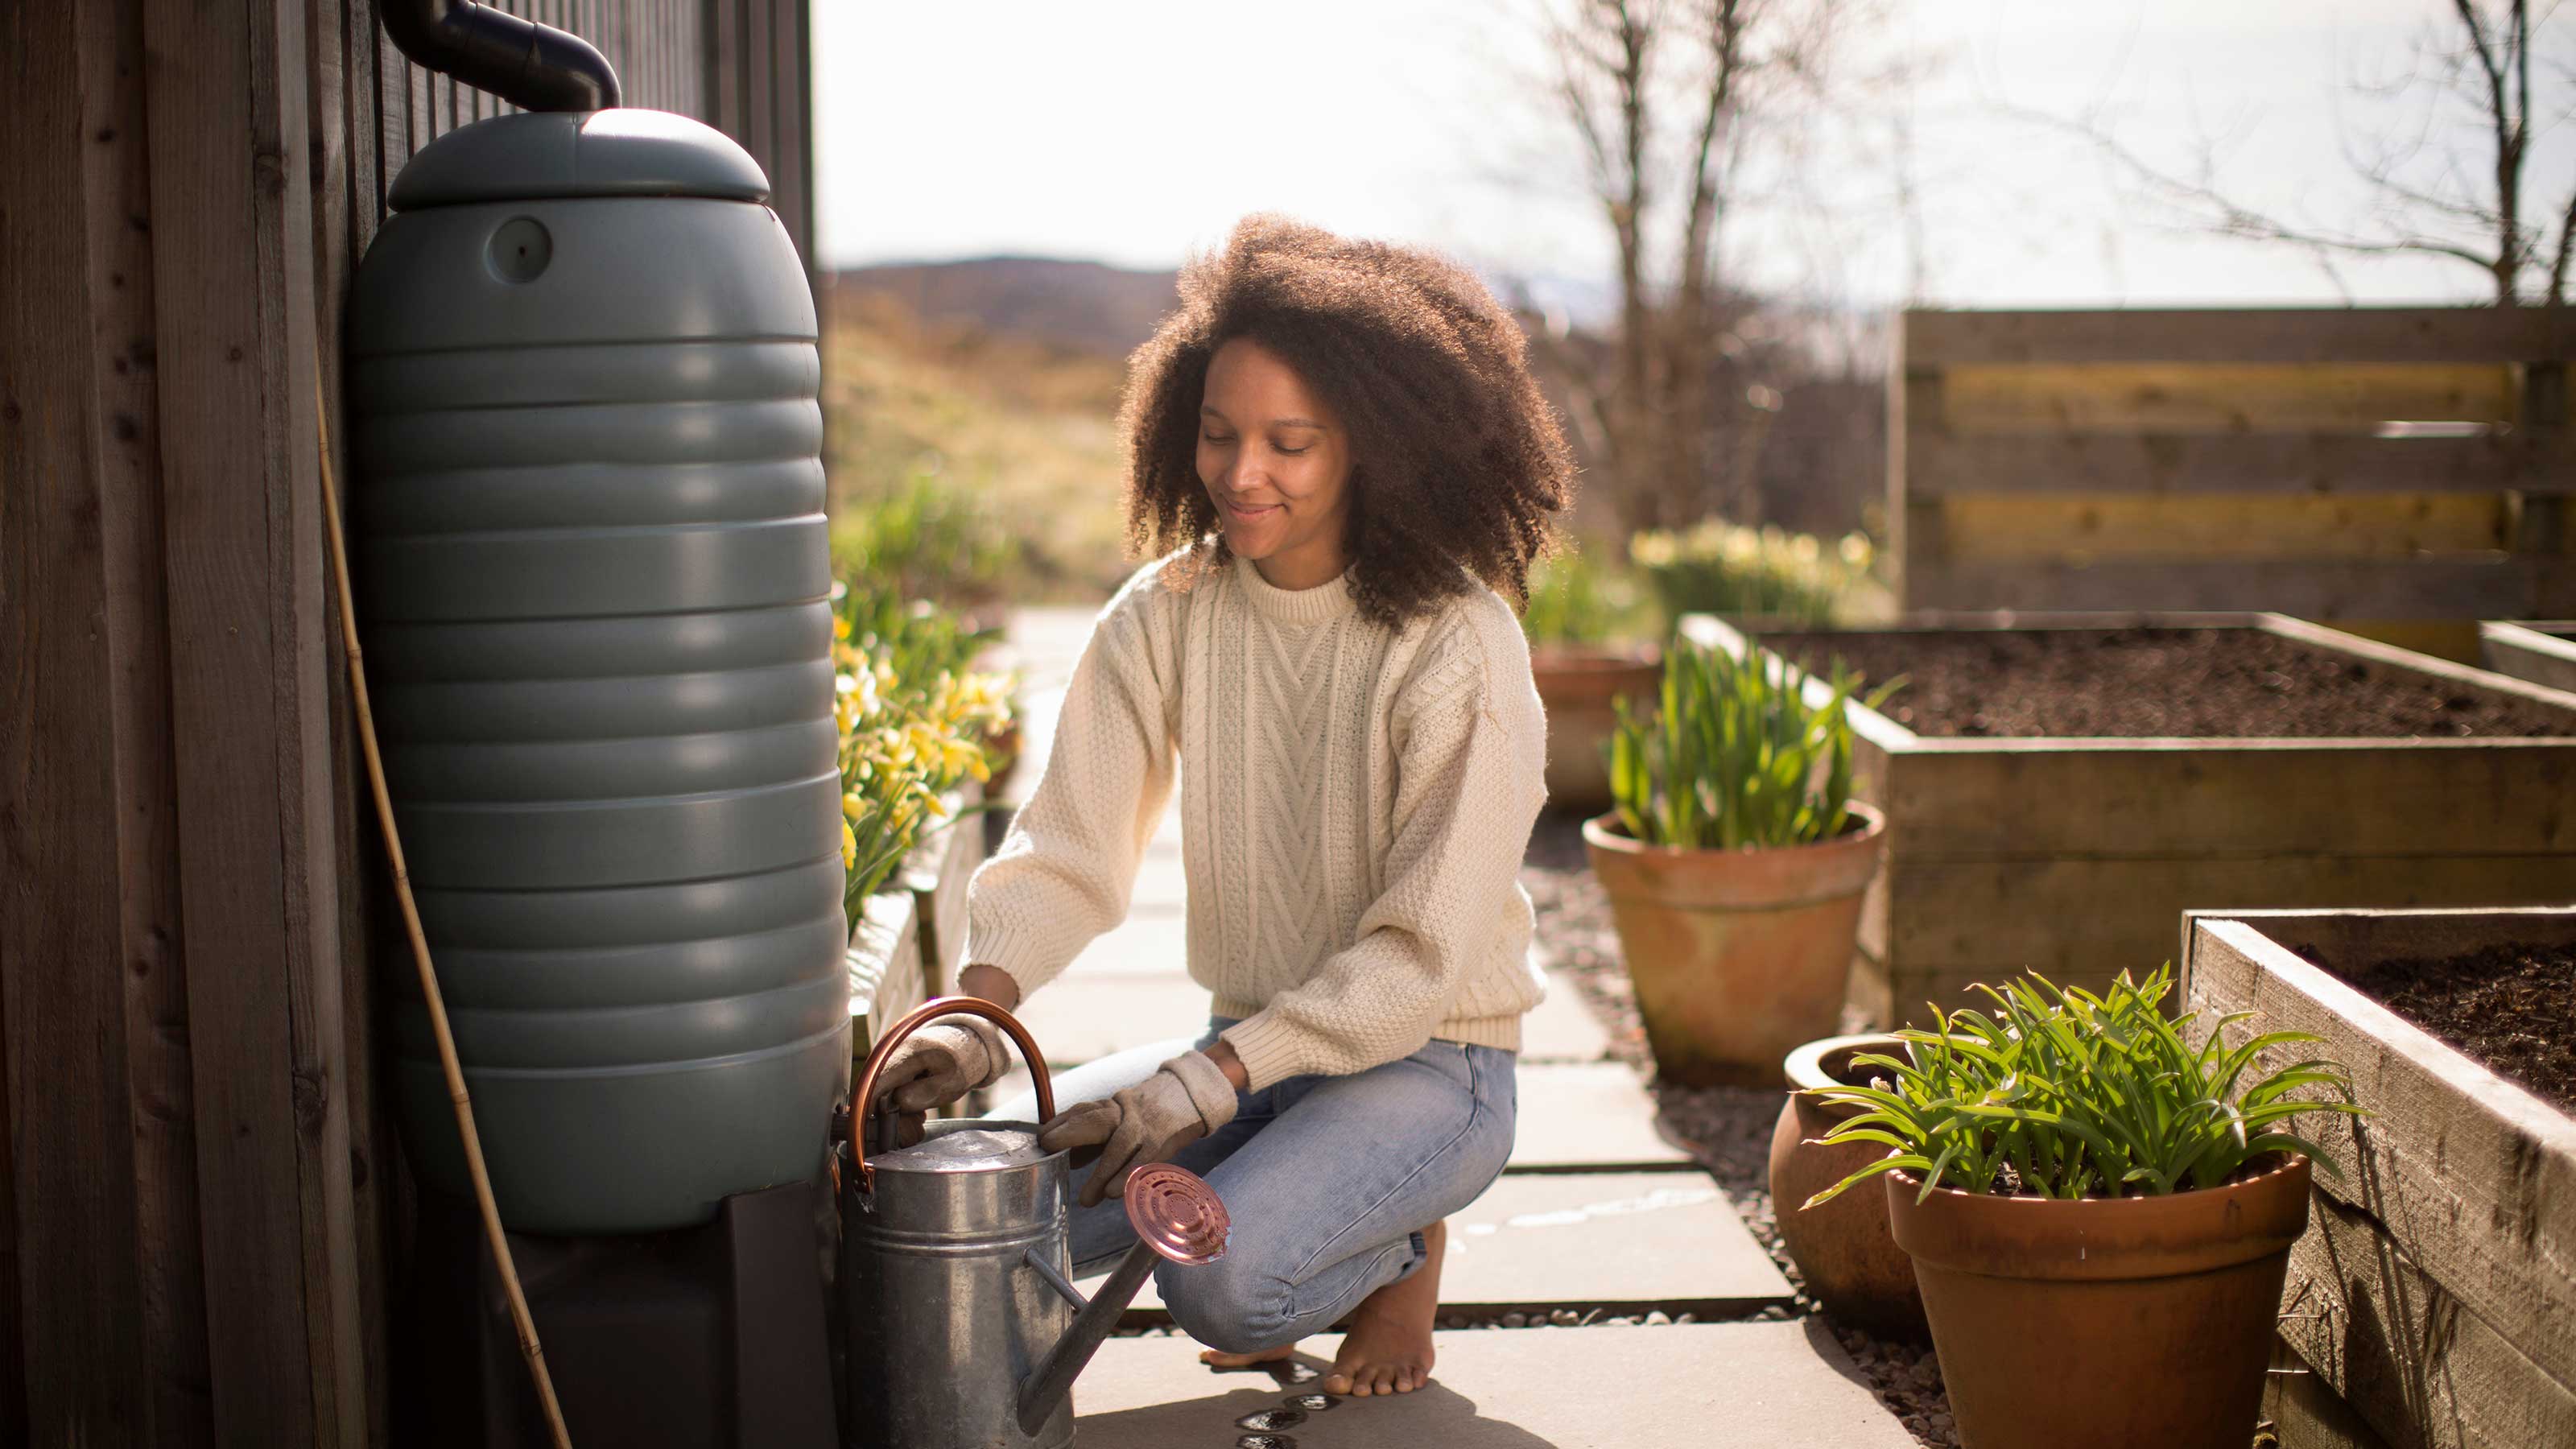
[811, 1, 2568, 308]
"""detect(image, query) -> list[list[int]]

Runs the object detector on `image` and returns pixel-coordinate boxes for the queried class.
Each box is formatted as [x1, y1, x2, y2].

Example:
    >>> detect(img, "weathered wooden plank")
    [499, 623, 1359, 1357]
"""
[2277, 1189, 2576, 1449]
[710, 0, 744, 144]
[310, 6, 394, 1445]
[767, 0, 811, 272]
[1943, 362, 2517, 433]
[2195, 906, 2576, 982]
[847, 890, 922, 1070]
[2262, 1337, 2397, 1449]
[903, 782, 987, 1003]
[1864, 738, 2576, 859]
[2479, 621, 2576, 693]
[1864, 854, 2576, 979]
[1905, 308, 2576, 367]
[1911, 429, 2576, 497]
[372, 4, 411, 213]
[741, 0, 774, 167]
[1, 5, 152, 1438]
[1892, 359, 1947, 616]
[80, 0, 219, 1440]
[2182, 915, 2576, 1404]
[1931, 493, 2508, 564]
[1905, 556, 2547, 619]
[143, 0, 367, 1436]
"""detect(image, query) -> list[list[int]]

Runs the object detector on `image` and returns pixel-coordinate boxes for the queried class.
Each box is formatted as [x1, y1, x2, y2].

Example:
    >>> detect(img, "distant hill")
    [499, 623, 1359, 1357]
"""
[828, 257, 1180, 357]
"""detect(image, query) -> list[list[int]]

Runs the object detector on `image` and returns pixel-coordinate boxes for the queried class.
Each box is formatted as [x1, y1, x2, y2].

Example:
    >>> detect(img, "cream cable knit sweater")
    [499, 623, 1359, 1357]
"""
[960, 548, 1550, 1092]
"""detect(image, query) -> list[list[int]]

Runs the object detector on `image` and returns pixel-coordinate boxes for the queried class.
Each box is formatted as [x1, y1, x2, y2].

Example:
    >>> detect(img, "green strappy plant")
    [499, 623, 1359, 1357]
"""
[1605, 633, 1900, 850]
[1802, 967, 2367, 1207]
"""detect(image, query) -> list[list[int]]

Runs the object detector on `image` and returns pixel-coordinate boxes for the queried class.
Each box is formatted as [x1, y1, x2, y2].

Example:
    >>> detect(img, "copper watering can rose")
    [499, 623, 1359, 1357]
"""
[842, 996, 1231, 1448]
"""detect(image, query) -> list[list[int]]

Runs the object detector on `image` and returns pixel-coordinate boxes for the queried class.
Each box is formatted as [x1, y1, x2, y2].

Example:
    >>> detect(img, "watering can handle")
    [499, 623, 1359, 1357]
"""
[848, 995, 1057, 1195]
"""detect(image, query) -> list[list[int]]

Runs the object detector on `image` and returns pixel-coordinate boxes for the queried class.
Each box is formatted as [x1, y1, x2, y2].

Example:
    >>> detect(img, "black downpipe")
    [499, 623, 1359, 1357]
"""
[383, 0, 621, 113]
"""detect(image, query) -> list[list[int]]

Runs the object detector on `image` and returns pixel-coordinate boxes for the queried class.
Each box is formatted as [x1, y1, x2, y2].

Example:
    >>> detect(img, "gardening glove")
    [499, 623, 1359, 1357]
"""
[866, 1013, 1015, 1148]
[1038, 1050, 1238, 1208]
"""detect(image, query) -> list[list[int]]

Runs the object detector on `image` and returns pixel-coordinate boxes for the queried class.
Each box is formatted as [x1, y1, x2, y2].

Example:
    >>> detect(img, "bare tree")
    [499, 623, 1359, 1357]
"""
[2054, 1, 2574, 308]
[1534, 0, 1880, 532]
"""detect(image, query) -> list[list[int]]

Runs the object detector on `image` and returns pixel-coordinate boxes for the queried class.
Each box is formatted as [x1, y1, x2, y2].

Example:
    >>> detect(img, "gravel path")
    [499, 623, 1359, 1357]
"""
[1521, 810, 1961, 1449]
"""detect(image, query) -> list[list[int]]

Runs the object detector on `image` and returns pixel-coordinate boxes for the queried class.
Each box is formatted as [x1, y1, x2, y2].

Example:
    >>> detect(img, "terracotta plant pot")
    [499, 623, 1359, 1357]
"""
[1768, 1034, 1927, 1341]
[1530, 645, 1662, 813]
[1887, 1156, 2314, 1449]
[1583, 803, 1884, 1086]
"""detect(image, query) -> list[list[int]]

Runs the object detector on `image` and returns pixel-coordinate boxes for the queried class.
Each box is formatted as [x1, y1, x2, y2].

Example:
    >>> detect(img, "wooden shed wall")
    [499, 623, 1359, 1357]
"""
[0, 2, 817, 1443]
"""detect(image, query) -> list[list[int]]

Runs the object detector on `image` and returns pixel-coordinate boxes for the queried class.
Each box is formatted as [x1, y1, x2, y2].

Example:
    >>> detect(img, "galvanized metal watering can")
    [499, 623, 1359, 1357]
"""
[841, 998, 1232, 1448]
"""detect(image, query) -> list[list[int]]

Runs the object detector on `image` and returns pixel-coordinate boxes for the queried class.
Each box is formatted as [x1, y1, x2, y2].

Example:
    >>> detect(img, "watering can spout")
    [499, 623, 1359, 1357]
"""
[1014, 1163, 1231, 1437]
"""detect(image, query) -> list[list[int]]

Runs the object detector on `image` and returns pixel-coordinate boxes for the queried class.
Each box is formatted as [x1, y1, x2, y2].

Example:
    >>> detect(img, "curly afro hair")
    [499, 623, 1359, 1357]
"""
[1119, 214, 1576, 630]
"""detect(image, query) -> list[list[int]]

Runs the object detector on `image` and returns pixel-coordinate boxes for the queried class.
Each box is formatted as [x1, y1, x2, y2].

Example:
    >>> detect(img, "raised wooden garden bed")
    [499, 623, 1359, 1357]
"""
[844, 779, 988, 1063]
[2481, 621, 2576, 694]
[1684, 613, 2576, 1024]
[2182, 908, 2576, 1449]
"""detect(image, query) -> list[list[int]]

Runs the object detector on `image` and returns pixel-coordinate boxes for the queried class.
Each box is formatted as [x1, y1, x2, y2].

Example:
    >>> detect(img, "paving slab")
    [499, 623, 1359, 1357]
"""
[1505, 1063, 1694, 1173]
[1074, 1319, 1915, 1448]
[1136, 1170, 1790, 1319]
[1518, 970, 1612, 1063]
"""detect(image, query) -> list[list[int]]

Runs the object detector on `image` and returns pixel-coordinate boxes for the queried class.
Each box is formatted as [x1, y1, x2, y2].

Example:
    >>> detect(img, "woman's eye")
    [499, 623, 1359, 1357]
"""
[1200, 431, 1234, 445]
[1274, 444, 1309, 456]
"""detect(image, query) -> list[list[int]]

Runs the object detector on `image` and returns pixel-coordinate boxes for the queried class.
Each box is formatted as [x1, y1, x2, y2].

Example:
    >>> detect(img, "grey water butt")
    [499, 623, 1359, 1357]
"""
[349, 108, 844, 1235]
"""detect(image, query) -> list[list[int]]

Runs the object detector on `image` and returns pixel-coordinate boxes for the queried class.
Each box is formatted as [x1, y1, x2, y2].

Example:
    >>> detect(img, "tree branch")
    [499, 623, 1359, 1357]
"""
[2550, 182, 2575, 308]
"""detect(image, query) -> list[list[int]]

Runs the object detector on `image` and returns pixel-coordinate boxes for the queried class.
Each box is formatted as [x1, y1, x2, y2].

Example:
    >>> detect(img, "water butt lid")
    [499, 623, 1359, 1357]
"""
[872, 1123, 1053, 1175]
[388, 109, 770, 210]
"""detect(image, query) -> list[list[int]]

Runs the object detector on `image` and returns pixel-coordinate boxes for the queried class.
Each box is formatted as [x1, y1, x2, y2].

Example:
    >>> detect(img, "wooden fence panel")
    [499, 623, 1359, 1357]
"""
[1895, 308, 2576, 641]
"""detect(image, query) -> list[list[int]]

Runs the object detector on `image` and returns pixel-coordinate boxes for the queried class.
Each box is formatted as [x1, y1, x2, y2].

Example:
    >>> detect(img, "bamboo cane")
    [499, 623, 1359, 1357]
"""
[312, 373, 574, 1448]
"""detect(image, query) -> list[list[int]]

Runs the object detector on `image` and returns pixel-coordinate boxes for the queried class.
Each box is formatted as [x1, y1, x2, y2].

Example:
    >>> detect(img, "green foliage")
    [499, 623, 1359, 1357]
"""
[1629, 521, 1876, 625]
[830, 469, 1018, 609]
[1608, 633, 1897, 850]
[834, 574, 998, 694]
[832, 583, 1013, 934]
[1802, 968, 2368, 1208]
[1521, 546, 1660, 647]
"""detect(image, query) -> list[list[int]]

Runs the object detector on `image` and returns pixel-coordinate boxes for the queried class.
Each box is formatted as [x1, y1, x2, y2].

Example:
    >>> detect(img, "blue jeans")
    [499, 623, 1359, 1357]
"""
[987, 1018, 1517, 1355]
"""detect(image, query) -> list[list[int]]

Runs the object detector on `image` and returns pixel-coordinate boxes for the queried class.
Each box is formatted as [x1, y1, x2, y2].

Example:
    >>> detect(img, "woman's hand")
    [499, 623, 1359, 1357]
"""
[1038, 1049, 1240, 1207]
[865, 1010, 1014, 1146]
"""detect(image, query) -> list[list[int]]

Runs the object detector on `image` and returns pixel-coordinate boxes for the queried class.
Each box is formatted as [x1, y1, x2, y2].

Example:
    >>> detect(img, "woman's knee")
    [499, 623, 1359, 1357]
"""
[1154, 1253, 1292, 1355]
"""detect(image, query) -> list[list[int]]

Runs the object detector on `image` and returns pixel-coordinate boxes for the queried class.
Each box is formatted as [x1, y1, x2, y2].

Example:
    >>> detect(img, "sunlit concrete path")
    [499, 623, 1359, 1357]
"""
[986, 609, 1915, 1447]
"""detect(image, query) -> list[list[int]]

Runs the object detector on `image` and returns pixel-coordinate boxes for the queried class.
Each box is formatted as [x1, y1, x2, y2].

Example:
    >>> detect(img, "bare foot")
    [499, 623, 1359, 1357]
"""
[1325, 1220, 1444, 1397]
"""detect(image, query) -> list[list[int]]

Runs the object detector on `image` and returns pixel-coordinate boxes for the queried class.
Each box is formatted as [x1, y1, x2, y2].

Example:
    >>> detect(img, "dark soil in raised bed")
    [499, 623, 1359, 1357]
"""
[1761, 628, 2576, 739]
[2298, 940, 2576, 1114]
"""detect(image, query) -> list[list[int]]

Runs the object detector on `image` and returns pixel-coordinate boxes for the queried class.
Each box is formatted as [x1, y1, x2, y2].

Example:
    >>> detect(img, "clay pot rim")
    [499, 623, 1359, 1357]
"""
[1582, 799, 1885, 861]
[1885, 1154, 2314, 1283]
[1885, 1152, 2309, 1210]
[1785, 1033, 1905, 1088]
[1784, 1033, 1906, 1121]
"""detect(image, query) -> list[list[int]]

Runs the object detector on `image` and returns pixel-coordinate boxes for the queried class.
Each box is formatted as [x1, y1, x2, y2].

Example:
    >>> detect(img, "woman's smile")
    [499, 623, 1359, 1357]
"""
[1197, 337, 1353, 590]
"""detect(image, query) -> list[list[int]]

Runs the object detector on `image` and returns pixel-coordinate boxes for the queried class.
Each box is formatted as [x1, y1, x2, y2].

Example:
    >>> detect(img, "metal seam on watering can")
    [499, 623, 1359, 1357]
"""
[352, 108, 841, 1235]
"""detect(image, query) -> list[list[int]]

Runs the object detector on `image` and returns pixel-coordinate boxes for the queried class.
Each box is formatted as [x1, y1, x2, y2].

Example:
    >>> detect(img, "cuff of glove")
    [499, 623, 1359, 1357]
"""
[1162, 1050, 1240, 1134]
[956, 1014, 1013, 1091]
